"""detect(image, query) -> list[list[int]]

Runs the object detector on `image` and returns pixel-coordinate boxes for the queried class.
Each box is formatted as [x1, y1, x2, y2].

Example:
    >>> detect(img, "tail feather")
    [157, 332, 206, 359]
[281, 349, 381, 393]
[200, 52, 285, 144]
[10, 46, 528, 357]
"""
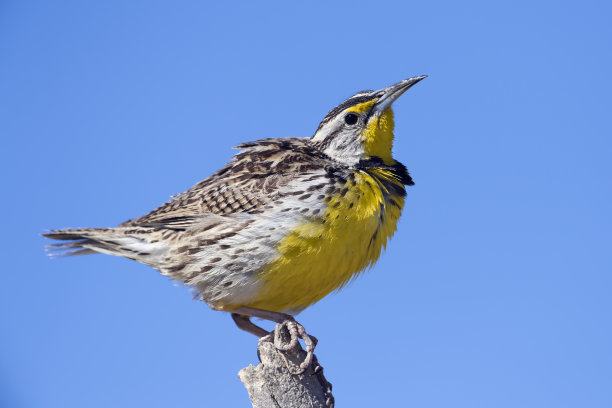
[44, 236, 111, 258]
[43, 227, 167, 263]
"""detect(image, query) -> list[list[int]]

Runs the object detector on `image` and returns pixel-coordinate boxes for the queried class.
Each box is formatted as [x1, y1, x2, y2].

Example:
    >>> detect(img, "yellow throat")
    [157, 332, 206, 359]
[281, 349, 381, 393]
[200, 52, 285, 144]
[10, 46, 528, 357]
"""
[347, 100, 396, 165]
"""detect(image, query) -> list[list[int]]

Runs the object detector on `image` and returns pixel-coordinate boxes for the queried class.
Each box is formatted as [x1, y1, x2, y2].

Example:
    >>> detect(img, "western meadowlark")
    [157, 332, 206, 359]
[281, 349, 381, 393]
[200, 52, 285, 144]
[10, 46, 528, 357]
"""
[44, 76, 426, 370]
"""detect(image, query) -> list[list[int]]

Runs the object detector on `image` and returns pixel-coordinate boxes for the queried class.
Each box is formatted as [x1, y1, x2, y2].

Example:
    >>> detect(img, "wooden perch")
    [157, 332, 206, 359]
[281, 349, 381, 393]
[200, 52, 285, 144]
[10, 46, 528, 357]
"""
[239, 324, 334, 408]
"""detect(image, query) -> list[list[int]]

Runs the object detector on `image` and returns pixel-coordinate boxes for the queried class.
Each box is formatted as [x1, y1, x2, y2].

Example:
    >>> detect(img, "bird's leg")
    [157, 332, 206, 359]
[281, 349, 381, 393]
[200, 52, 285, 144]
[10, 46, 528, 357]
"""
[230, 306, 316, 372]
[231, 313, 269, 337]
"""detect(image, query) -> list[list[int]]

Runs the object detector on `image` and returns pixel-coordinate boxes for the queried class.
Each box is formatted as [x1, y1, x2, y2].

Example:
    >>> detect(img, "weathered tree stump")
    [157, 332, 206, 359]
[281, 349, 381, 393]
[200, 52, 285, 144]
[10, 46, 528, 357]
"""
[239, 324, 334, 408]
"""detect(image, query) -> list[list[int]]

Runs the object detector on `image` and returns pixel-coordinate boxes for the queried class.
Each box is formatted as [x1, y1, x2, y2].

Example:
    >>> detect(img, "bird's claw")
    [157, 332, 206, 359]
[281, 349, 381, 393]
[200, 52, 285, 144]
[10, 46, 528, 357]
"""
[259, 319, 316, 374]
[258, 320, 333, 406]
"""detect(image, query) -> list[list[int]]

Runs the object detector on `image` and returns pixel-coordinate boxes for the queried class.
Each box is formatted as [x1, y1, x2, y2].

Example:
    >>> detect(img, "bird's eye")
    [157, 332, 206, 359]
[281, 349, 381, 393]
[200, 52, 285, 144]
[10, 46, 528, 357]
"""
[344, 113, 359, 125]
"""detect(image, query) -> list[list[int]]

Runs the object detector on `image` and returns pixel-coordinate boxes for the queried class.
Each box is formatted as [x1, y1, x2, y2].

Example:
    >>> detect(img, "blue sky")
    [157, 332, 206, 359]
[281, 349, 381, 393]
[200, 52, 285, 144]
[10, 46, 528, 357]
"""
[1, 0, 611, 407]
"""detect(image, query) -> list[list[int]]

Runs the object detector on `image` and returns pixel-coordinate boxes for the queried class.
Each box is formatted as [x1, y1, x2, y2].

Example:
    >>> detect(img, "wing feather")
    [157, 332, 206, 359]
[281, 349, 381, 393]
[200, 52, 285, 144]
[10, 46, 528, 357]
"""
[121, 138, 329, 229]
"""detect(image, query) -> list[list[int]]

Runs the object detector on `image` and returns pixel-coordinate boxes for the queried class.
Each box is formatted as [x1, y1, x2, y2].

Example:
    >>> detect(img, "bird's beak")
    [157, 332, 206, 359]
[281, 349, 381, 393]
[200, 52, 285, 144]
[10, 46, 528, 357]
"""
[373, 75, 427, 114]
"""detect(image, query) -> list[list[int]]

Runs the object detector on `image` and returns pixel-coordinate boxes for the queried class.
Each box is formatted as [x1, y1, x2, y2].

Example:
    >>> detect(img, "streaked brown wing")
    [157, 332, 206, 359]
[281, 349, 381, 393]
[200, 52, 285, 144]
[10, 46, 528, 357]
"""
[121, 138, 328, 228]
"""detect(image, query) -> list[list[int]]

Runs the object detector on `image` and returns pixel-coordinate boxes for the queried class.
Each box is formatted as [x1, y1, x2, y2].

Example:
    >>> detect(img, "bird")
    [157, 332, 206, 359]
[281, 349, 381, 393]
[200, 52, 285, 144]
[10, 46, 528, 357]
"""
[44, 76, 426, 370]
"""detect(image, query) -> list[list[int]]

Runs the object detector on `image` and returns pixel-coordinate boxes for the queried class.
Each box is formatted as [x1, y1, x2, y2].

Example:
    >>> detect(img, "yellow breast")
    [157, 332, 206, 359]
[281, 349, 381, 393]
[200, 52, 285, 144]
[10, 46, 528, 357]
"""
[243, 170, 405, 313]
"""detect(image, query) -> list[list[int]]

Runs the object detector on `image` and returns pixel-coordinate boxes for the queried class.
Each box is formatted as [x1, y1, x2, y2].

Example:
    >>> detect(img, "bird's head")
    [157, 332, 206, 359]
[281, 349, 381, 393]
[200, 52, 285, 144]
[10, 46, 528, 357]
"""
[311, 76, 426, 166]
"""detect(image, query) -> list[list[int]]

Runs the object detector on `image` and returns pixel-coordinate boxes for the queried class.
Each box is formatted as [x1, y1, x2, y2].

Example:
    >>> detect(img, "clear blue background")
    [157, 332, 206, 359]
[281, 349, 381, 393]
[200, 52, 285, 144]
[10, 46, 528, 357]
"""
[1, 1, 610, 407]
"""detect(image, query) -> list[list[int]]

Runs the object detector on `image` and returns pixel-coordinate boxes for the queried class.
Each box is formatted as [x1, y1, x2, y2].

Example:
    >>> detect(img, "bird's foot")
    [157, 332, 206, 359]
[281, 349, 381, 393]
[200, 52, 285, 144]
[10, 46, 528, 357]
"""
[259, 318, 316, 374]
[230, 307, 319, 374]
